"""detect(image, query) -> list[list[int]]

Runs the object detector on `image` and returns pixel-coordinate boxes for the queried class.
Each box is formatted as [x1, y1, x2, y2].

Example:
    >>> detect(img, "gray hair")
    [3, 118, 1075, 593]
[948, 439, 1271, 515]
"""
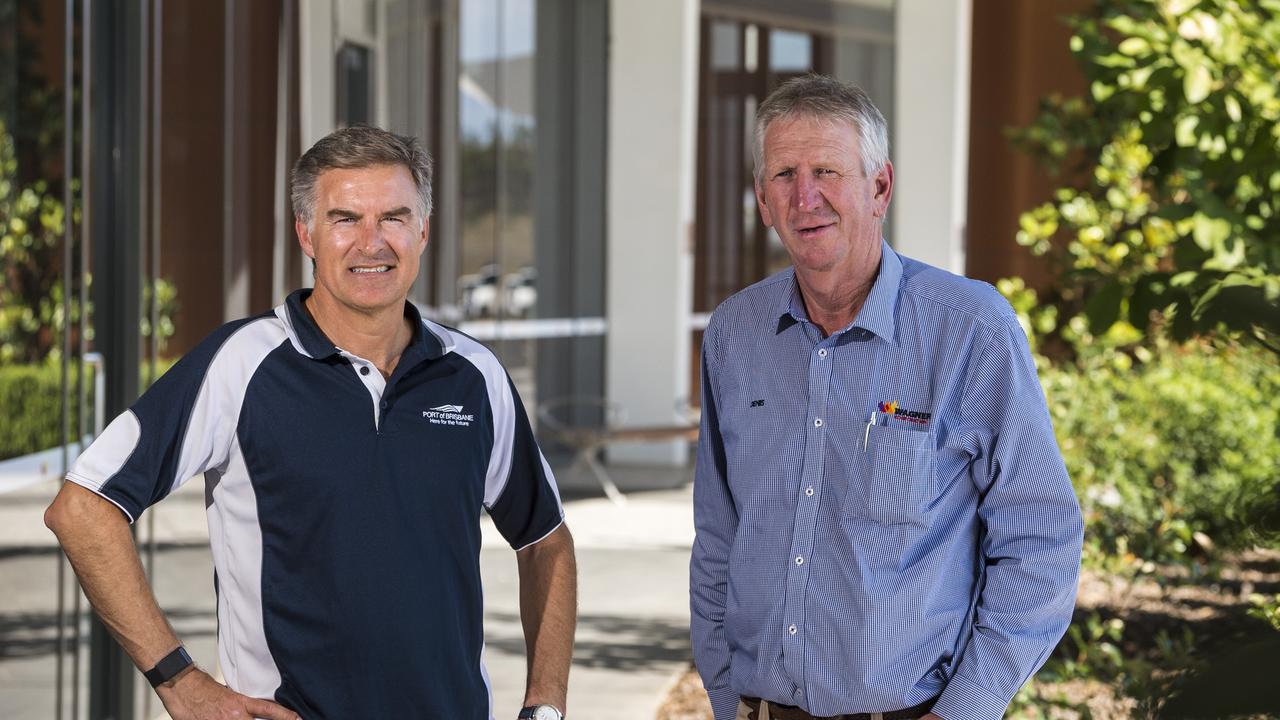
[752, 74, 889, 181]
[290, 125, 434, 229]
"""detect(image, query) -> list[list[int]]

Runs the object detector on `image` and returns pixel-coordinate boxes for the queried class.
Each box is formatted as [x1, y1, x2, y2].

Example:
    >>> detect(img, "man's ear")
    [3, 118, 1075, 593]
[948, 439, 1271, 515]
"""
[873, 161, 894, 218]
[417, 217, 430, 256]
[296, 218, 316, 259]
[755, 178, 775, 228]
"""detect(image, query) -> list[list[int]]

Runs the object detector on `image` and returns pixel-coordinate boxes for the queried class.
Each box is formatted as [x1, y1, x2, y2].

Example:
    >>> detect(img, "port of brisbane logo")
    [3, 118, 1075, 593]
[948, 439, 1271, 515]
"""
[423, 404, 474, 427]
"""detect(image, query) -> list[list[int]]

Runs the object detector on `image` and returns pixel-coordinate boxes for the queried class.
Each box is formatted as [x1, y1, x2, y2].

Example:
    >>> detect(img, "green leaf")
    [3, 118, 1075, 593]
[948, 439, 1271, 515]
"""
[1225, 94, 1243, 123]
[1184, 64, 1212, 104]
[1086, 281, 1125, 333]
[1192, 213, 1231, 251]
[1161, 0, 1198, 15]
[1176, 115, 1200, 146]
[1204, 237, 1246, 271]
[1119, 37, 1151, 56]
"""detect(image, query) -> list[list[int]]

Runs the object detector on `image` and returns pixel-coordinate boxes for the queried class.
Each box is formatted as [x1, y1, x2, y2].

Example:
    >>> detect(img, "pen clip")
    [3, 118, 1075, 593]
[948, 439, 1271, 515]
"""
[863, 411, 877, 451]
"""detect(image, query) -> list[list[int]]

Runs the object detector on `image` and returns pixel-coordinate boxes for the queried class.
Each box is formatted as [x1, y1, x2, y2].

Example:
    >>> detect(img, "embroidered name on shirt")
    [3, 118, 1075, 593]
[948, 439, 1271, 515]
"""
[423, 404, 474, 427]
[750, 399, 766, 407]
[878, 400, 932, 425]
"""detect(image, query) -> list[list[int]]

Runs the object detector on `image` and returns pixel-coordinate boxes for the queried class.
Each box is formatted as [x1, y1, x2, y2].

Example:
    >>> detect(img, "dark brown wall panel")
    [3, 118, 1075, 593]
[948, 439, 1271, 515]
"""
[965, 0, 1090, 288]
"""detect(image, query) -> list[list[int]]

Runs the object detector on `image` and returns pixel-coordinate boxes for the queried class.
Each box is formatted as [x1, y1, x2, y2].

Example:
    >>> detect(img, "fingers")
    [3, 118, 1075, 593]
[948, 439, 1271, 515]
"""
[244, 697, 301, 720]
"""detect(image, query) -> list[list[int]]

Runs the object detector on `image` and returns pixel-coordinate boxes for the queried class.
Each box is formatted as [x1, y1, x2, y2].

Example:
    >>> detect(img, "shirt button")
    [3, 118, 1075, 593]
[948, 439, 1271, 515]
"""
[817, 348, 827, 357]
[380, 400, 388, 409]
[805, 486, 814, 497]
[794, 555, 804, 566]
[359, 366, 370, 376]
[788, 624, 797, 635]
[813, 418, 823, 428]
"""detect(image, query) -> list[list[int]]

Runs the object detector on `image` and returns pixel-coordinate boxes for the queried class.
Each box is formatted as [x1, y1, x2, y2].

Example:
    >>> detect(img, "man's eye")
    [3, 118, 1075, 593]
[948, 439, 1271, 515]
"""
[335, 217, 356, 224]
[774, 169, 794, 179]
[383, 217, 404, 224]
[816, 168, 836, 176]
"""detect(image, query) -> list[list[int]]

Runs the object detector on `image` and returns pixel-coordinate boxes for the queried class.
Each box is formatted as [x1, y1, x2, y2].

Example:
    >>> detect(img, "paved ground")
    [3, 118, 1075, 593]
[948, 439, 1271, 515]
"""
[0, 462, 696, 720]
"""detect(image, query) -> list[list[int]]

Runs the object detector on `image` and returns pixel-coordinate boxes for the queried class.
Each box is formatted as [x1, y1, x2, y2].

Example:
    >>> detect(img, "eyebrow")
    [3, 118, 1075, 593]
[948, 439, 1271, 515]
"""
[379, 206, 413, 220]
[326, 208, 360, 222]
[324, 207, 414, 222]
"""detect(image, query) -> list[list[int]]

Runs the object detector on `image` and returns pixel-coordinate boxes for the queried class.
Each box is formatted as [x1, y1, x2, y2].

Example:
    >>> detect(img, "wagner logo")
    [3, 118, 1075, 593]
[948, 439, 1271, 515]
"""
[878, 400, 931, 426]
[423, 404, 474, 427]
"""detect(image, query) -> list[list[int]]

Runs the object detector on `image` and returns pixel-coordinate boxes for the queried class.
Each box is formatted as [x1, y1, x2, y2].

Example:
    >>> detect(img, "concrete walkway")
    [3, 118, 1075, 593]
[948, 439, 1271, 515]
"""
[0, 464, 696, 720]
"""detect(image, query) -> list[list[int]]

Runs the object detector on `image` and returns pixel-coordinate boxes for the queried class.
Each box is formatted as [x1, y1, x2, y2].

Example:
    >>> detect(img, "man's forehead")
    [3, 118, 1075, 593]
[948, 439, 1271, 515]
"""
[763, 115, 860, 162]
[316, 163, 413, 185]
[314, 164, 418, 205]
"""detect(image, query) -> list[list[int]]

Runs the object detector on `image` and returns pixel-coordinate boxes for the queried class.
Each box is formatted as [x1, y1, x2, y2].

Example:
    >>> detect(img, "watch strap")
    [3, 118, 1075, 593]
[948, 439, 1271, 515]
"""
[143, 646, 193, 688]
[519, 706, 564, 720]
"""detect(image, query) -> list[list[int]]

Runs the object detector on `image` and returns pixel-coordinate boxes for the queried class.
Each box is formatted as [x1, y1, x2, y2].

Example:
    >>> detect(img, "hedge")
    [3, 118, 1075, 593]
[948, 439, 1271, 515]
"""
[0, 359, 174, 462]
[1044, 343, 1280, 566]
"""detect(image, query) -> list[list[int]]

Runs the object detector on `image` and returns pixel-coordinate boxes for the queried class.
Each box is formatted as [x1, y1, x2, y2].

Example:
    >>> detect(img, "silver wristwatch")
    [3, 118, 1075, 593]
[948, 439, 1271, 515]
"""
[518, 705, 564, 720]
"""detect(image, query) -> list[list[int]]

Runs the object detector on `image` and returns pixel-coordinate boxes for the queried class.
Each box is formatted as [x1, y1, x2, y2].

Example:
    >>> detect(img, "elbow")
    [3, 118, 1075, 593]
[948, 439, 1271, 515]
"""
[45, 492, 70, 536]
[45, 483, 118, 541]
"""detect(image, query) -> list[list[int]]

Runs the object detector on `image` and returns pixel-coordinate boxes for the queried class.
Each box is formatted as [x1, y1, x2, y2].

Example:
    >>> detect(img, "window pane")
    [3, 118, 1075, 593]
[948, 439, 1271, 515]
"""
[769, 29, 812, 72]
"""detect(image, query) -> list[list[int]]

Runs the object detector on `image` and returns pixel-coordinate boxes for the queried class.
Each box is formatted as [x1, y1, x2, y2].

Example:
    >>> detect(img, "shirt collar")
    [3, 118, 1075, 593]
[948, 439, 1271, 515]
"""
[284, 289, 445, 362]
[776, 239, 902, 345]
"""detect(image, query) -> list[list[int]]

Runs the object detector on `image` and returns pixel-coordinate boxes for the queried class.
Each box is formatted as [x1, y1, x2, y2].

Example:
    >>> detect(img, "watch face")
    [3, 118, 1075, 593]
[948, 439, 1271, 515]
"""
[533, 706, 561, 720]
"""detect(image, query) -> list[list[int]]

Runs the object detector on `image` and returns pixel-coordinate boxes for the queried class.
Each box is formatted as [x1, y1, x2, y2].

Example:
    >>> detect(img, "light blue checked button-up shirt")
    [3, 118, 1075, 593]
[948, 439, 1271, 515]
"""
[690, 241, 1083, 720]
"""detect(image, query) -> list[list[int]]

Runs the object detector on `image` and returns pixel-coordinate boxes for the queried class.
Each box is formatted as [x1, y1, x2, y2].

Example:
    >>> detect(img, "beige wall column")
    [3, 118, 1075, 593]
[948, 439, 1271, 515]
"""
[605, 0, 700, 465]
[893, 0, 972, 274]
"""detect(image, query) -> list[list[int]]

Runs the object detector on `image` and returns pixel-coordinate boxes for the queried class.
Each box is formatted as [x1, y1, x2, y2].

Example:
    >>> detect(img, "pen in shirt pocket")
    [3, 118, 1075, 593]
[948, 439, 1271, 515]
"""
[863, 410, 877, 451]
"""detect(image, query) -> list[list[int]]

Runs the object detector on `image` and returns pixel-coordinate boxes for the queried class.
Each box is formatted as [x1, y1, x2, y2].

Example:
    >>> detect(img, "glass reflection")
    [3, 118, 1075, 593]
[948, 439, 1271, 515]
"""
[458, 0, 536, 323]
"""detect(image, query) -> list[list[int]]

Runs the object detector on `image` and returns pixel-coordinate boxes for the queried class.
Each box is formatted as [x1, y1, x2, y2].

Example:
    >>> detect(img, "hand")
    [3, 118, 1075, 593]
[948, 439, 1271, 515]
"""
[156, 667, 301, 720]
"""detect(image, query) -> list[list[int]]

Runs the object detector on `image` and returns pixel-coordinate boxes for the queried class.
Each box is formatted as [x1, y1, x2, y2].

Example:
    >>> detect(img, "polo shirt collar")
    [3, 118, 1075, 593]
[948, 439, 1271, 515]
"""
[776, 239, 902, 344]
[284, 289, 445, 362]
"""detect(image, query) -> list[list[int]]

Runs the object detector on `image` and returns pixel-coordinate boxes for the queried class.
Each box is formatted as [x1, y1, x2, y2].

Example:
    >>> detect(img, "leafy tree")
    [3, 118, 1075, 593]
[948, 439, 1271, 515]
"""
[0, 119, 74, 363]
[1012, 0, 1280, 355]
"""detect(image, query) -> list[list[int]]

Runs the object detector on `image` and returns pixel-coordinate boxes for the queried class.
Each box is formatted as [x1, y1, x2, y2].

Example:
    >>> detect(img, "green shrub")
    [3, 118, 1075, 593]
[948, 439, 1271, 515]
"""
[0, 363, 68, 460]
[0, 358, 176, 461]
[1043, 342, 1280, 567]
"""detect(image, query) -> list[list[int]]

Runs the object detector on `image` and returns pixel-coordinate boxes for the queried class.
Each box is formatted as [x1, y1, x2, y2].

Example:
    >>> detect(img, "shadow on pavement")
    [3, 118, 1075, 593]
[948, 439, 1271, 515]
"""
[0, 607, 215, 659]
[485, 611, 692, 672]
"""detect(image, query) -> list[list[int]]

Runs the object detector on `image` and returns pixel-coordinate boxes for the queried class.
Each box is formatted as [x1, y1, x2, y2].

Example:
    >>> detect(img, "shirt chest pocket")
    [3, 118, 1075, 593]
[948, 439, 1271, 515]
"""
[844, 424, 937, 526]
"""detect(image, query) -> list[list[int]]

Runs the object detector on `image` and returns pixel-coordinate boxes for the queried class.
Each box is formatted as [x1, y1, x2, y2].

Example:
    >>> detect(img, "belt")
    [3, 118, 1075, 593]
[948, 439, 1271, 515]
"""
[741, 695, 937, 720]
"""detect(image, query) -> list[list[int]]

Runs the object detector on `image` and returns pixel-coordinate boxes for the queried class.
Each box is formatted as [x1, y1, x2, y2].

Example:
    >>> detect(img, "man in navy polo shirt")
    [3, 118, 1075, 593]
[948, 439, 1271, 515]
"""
[45, 126, 576, 720]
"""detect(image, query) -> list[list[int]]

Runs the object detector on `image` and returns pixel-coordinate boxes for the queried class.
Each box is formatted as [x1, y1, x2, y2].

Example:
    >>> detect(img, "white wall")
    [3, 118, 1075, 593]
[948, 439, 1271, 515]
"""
[893, 0, 972, 274]
[605, 0, 700, 465]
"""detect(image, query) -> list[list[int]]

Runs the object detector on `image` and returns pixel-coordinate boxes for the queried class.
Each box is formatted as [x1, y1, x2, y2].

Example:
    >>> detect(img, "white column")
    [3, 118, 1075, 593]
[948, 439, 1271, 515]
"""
[298, 1, 335, 150]
[893, 0, 972, 275]
[295, 1, 336, 286]
[605, 0, 700, 465]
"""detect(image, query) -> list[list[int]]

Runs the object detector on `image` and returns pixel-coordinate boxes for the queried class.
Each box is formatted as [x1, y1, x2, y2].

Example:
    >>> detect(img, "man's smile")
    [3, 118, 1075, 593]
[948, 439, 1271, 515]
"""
[795, 221, 835, 238]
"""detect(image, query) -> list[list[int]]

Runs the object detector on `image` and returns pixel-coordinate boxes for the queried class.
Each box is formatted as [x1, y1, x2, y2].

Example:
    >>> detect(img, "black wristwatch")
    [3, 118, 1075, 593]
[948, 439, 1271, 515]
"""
[518, 705, 565, 720]
[143, 646, 193, 688]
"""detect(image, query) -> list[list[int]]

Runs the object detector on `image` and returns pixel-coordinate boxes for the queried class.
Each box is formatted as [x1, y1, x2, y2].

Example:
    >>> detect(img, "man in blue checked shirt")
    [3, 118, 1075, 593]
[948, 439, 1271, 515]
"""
[690, 75, 1083, 720]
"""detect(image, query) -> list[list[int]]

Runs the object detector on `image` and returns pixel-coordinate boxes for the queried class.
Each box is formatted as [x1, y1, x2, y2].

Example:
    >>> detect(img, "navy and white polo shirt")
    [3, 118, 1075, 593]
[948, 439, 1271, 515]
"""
[67, 289, 564, 719]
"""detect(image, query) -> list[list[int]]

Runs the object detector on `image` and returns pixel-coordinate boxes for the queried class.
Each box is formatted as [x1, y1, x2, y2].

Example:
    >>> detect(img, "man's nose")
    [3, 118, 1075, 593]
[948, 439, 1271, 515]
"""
[358, 221, 387, 252]
[794, 173, 824, 212]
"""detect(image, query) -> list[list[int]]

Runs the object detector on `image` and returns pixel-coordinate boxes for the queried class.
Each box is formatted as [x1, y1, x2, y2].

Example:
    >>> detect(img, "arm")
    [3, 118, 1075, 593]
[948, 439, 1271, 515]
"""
[929, 319, 1085, 720]
[516, 523, 577, 712]
[45, 483, 299, 720]
[689, 331, 741, 720]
